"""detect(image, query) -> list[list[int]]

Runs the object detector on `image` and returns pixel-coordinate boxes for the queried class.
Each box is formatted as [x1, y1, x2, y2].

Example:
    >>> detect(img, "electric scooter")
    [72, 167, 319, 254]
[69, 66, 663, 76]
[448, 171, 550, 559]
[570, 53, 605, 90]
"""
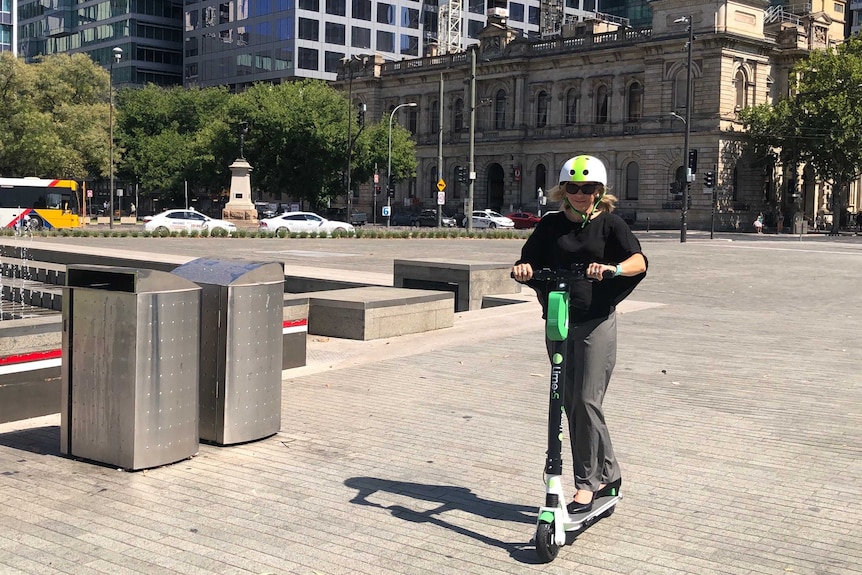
[521, 265, 621, 562]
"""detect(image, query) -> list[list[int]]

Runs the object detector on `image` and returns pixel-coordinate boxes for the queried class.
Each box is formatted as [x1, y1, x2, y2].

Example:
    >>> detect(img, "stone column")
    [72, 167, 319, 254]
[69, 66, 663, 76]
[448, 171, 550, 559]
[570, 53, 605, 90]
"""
[222, 159, 257, 221]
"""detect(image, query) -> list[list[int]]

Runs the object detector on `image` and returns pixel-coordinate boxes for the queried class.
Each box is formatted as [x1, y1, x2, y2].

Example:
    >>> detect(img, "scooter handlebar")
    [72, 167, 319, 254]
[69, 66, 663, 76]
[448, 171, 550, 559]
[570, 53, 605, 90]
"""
[511, 265, 615, 282]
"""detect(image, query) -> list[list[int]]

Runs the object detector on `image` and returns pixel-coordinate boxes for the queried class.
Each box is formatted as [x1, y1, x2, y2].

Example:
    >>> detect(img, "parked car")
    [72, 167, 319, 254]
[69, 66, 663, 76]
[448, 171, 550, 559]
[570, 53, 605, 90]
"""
[505, 211, 542, 229]
[143, 209, 237, 235]
[390, 211, 416, 226]
[323, 207, 367, 226]
[463, 209, 515, 229]
[414, 209, 458, 227]
[258, 211, 355, 236]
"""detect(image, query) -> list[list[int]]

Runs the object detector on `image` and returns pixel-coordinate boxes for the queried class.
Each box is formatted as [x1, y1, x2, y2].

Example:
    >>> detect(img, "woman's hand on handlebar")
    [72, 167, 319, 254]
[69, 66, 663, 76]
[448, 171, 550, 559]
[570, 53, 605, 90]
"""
[511, 263, 533, 282]
[587, 263, 616, 281]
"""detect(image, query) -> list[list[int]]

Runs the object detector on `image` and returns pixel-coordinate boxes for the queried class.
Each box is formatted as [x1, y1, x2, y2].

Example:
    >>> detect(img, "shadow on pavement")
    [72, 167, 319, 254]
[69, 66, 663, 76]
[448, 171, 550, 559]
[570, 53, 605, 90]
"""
[345, 476, 546, 564]
[0, 424, 60, 456]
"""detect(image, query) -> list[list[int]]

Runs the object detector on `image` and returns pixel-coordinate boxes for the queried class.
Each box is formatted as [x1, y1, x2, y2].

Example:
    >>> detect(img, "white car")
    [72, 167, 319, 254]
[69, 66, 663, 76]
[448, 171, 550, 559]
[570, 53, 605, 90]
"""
[143, 209, 237, 235]
[258, 211, 355, 236]
[463, 209, 515, 229]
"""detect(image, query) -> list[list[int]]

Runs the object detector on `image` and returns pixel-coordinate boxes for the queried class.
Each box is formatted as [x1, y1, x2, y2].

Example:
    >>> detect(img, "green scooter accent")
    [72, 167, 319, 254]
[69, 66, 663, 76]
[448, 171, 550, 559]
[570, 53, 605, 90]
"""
[538, 510, 556, 524]
[545, 291, 569, 342]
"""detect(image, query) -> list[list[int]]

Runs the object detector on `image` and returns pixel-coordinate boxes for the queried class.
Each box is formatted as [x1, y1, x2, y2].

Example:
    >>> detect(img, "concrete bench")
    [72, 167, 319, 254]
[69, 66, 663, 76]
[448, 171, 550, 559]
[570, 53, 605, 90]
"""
[0, 316, 63, 424]
[393, 259, 519, 312]
[282, 295, 309, 369]
[306, 286, 454, 340]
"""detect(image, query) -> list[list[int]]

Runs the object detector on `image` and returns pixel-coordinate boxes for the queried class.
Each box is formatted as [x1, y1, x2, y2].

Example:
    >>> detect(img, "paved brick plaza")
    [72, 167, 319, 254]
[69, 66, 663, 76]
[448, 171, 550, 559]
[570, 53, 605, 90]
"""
[1, 232, 860, 575]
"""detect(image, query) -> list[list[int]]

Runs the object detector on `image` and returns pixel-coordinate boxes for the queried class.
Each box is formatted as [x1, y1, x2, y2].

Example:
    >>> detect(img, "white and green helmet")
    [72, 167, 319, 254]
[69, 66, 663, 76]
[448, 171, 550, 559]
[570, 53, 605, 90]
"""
[559, 155, 607, 186]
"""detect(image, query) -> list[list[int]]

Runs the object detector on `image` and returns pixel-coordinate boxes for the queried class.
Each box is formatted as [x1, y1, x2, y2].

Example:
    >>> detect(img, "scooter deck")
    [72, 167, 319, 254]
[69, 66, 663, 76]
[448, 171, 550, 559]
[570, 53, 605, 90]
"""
[561, 494, 621, 530]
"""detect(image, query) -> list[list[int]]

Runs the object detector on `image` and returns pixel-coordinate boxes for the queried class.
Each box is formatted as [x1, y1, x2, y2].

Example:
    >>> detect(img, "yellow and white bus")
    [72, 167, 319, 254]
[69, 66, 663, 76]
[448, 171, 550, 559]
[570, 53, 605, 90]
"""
[0, 178, 81, 230]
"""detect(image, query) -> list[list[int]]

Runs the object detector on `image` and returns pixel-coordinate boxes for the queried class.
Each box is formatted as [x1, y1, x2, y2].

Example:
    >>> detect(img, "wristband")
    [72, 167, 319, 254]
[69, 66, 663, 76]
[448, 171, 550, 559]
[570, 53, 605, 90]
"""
[614, 264, 622, 277]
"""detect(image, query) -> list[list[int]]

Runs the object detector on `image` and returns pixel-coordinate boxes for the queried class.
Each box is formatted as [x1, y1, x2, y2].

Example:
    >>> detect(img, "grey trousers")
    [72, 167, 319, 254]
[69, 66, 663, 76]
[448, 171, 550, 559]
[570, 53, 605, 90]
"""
[546, 311, 620, 492]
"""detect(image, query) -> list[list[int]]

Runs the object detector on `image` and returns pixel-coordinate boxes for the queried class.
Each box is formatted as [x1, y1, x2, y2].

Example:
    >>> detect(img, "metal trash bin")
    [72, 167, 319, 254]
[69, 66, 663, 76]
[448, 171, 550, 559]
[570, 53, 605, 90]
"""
[171, 258, 284, 445]
[61, 265, 201, 471]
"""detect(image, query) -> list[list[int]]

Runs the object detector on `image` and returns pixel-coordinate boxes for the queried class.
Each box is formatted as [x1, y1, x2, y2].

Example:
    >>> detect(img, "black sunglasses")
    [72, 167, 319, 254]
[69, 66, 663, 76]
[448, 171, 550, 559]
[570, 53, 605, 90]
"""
[562, 182, 601, 195]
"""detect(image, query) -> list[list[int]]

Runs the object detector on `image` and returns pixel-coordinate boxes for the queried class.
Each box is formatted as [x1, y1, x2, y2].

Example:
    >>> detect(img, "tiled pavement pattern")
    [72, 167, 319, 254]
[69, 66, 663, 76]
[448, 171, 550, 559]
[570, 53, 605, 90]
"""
[0, 233, 860, 575]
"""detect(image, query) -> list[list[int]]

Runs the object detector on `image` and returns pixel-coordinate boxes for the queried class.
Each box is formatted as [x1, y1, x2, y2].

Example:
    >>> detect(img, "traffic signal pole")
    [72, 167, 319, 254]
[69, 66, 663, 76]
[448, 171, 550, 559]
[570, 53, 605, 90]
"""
[437, 72, 444, 227]
[467, 46, 476, 232]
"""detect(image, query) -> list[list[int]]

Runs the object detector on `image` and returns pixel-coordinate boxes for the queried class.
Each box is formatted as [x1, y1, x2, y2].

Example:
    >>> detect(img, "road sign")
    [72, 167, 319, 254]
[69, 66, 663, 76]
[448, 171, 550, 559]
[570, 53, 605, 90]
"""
[437, 179, 446, 192]
[87, 189, 93, 198]
[437, 191, 445, 205]
[373, 173, 379, 183]
[382, 206, 391, 217]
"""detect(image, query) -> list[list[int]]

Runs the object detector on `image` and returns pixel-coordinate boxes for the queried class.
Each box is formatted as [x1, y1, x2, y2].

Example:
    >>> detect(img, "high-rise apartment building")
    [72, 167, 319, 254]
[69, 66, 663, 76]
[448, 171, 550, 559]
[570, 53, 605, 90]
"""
[1, 0, 15, 53]
[181, 0, 607, 89]
[16, 0, 184, 86]
[12, 0, 640, 87]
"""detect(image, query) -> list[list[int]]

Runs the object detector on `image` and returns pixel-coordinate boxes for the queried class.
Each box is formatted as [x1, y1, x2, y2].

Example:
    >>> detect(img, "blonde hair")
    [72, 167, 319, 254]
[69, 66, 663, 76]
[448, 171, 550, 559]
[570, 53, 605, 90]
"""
[548, 183, 618, 214]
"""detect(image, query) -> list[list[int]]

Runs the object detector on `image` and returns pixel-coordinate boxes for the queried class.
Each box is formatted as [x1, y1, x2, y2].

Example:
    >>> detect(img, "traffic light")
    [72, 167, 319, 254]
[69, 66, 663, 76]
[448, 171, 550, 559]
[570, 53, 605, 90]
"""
[357, 103, 367, 127]
[703, 171, 714, 188]
[375, 185, 381, 195]
[688, 149, 698, 173]
[387, 186, 395, 198]
[457, 167, 468, 184]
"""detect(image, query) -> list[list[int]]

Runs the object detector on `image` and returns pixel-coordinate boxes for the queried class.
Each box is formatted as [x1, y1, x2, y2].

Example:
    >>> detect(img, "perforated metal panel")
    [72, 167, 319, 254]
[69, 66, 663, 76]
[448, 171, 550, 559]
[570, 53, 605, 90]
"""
[172, 259, 283, 445]
[61, 266, 200, 471]
[222, 283, 282, 444]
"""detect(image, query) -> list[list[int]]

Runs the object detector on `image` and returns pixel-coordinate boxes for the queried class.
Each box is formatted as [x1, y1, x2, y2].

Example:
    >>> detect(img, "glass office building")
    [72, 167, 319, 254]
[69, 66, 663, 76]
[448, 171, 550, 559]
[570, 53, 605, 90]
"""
[182, 0, 603, 88]
[1, 0, 14, 53]
[17, 0, 184, 86]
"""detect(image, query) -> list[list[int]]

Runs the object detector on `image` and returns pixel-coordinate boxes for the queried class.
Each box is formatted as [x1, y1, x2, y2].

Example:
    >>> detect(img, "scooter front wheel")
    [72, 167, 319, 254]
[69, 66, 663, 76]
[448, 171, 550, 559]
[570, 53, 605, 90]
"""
[535, 522, 559, 562]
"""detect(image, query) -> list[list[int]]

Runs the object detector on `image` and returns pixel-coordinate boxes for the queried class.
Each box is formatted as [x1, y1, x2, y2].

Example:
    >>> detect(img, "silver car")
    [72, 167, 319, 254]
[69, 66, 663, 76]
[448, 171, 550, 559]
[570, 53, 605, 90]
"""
[143, 209, 236, 235]
[463, 209, 515, 229]
[258, 211, 355, 236]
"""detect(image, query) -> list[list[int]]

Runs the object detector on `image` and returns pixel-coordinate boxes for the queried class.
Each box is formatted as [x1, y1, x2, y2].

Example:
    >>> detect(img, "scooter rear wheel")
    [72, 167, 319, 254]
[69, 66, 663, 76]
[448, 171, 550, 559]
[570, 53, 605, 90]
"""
[535, 522, 559, 562]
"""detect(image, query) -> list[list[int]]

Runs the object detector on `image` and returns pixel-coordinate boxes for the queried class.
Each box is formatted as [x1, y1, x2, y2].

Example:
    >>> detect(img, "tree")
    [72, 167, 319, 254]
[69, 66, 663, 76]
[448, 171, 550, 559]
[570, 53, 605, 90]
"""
[793, 37, 862, 233]
[740, 36, 862, 233]
[233, 80, 355, 208]
[0, 53, 110, 179]
[351, 117, 417, 191]
[116, 84, 232, 205]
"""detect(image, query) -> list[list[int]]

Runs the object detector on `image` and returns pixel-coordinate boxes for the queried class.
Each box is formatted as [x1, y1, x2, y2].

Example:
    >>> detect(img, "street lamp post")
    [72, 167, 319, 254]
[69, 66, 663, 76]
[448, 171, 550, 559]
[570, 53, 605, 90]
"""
[674, 16, 693, 243]
[108, 46, 122, 229]
[387, 102, 417, 227]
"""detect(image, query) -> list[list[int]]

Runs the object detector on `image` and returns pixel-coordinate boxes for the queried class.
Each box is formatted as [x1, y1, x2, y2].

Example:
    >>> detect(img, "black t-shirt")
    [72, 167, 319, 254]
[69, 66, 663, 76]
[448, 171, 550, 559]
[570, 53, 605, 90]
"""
[516, 210, 647, 321]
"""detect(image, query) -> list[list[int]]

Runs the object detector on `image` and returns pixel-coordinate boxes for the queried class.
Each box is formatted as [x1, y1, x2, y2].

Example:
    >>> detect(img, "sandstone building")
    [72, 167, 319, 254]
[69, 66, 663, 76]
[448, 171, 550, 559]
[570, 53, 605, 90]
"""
[339, 0, 860, 230]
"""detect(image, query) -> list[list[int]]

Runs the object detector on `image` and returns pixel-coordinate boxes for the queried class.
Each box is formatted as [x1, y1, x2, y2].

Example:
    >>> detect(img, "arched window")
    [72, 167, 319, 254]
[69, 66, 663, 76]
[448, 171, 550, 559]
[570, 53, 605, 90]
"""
[536, 90, 549, 128]
[673, 71, 688, 112]
[625, 162, 639, 200]
[429, 165, 438, 199]
[408, 107, 418, 134]
[626, 82, 642, 122]
[565, 89, 578, 125]
[595, 85, 608, 124]
[494, 89, 507, 130]
[734, 69, 747, 110]
[431, 100, 440, 133]
[535, 163, 547, 199]
[453, 98, 464, 132]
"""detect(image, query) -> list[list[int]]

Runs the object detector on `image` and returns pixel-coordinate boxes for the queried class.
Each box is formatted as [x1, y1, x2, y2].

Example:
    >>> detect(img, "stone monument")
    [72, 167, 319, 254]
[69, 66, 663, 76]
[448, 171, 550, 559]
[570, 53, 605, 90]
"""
[222, 121, 257, 221]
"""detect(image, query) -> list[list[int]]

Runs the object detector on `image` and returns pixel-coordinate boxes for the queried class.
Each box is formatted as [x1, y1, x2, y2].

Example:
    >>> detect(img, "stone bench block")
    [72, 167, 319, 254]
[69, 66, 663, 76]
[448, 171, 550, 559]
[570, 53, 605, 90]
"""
[307, 287, 454, 340]
[282, 295, 309, 369]
[0, 316, 63, 424]
[393, 259, 520, 312]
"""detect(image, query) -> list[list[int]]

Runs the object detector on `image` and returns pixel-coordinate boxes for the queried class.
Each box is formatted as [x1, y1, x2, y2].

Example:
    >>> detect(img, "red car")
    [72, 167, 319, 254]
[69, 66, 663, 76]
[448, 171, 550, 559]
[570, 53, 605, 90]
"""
[506, 211, 542, 229]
